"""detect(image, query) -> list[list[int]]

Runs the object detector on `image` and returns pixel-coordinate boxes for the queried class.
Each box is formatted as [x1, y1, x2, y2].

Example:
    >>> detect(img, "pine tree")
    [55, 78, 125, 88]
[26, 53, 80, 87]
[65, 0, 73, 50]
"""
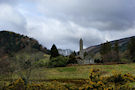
[50, 44, 59, 58]
[114, 41, 120, 62]
[128, 37, 135, 61]
[100, 41, 112, 62]
[67, 51, 77, 64]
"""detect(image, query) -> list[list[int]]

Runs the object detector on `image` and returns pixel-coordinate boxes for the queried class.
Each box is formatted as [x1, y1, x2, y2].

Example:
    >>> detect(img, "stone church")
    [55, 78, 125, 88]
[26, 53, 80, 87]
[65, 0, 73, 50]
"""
[77, 38, 94, 64]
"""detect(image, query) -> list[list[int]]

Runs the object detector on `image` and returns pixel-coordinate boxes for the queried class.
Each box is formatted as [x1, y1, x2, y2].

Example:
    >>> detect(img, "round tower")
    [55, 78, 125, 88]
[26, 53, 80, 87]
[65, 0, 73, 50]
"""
[79, 38, 84, 59]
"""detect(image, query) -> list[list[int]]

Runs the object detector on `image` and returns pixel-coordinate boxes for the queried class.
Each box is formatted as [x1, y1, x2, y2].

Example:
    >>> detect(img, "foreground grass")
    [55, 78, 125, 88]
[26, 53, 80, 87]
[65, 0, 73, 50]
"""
[43, 63, 135, 79]
[1, 63, 135, 80]
[1, 63, 135, 89]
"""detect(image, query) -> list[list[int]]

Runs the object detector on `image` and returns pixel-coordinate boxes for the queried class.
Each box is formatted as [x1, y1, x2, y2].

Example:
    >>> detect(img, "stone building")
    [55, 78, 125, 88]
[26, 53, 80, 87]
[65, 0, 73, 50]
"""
[77, 38, 94, 64]
[79, 38, 84, 59]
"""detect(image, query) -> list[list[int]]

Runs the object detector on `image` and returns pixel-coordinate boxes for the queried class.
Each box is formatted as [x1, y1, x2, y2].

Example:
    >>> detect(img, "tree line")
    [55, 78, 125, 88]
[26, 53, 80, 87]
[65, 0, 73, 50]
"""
[100, 37, 135, 63]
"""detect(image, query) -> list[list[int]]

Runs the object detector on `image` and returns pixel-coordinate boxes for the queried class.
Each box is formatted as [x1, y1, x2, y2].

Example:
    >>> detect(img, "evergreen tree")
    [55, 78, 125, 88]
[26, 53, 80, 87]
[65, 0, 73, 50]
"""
[100, 43, 106, 56]
[100, 41, 112, 62]
[114, 41, 120, 62]
[128, 37, 135, 61]
[84, 52, 88, 57]
[100, 41, 111, 54]
[73, 51, 76, 56]
[67, 51, 77, 64]
[50, 44, 59, 58]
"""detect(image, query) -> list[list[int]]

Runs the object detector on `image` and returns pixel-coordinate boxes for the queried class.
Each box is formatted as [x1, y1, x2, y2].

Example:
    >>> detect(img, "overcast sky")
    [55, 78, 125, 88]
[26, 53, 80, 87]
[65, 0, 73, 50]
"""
[0, 0, 135, 51]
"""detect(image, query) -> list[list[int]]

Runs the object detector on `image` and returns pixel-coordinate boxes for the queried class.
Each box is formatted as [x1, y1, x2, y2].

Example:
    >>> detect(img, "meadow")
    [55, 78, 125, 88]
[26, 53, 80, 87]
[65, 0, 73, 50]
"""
[1, 63, 135, 81]
[1, 63, 135, 89]
[34, 63, 135, 80]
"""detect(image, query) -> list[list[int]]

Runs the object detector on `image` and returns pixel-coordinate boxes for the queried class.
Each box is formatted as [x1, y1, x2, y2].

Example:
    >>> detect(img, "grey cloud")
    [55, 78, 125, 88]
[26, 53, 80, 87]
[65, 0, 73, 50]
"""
[0, 0, 18, 5]
[26, 17, 104, 50]
[0, 0, 135, 51]
[37, 0, 135, 30]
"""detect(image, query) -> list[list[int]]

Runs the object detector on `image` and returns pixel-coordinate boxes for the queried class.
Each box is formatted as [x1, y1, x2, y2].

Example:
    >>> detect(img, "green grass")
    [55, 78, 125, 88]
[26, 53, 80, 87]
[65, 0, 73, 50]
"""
[1, 63, 135, 80]
[57, 67, 77, 72]
[43, 63, 135, 79]
[1, 63, 135, 89]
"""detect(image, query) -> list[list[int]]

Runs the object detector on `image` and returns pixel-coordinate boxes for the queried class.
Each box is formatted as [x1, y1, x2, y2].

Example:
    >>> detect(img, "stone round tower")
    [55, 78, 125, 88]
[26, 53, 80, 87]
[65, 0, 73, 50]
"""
[79, 38, 84, 59]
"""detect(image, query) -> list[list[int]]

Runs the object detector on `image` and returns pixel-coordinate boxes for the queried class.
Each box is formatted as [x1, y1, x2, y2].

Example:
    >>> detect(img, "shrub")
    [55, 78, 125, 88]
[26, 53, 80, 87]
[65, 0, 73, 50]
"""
[94, 59, 103, 63]
[81, 69, 135, 90]
[48, 56, 69, 67]
[3, 69, 135, 90]
[5, 79, 71, 90]
[35, 59, 49, 67]
[7, 78, 25, 90]
[89, 68, 102, 82]
[27, 81, 77, 90]
[27, 83, 45, 90]
[67, 52, 77, 64]
[105, 71, 135, 86]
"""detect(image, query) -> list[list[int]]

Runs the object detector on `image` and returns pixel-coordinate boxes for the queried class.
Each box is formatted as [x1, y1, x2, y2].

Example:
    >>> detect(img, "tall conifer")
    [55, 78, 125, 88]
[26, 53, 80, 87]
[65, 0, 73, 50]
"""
[50, 44, 59, 58]
[128, 37, 135, 61]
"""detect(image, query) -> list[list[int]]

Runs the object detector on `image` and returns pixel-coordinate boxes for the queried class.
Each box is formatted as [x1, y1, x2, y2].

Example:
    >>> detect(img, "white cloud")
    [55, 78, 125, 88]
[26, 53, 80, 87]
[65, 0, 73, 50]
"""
[0, 4, 27, 34]
[0, 0, 135, 51]
[25, 16, 104, 50]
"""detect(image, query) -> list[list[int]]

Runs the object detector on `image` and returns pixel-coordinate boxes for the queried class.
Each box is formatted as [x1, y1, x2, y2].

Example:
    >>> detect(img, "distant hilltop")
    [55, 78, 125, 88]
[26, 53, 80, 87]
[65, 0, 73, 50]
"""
[0, 30, 49, 58]
[85, 36, 135, 54]
[58, 49, 73, 56]
[77, 36, 135, 64]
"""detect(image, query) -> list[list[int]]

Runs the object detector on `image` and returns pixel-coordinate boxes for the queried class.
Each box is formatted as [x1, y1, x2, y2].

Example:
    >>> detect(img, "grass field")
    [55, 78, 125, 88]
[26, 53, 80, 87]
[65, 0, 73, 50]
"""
[1, 63, 135, 89]
[4, 63, 134, 81]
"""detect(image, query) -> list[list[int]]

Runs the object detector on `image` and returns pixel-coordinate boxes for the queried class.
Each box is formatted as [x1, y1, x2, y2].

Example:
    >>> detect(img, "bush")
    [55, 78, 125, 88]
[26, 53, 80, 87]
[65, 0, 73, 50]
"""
[5, 79, 76, 90]
[105, 71, 135, 85]
[81, 68, 135, 90]
[67, 52, 77, 64]
[3, 73, 135, 90]
[2, 69, 135, 90]
[89, 68, 102, 82]
[48, 56, 69, 67]
[7, 78, 25, 90]
[35, 59, 49, 67]
[94, 59, 103, 63]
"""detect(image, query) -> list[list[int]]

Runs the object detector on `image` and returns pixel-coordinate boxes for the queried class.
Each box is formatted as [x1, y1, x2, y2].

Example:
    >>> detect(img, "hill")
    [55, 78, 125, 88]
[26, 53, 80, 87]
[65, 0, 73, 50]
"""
[0, 30, 49, 58]
[85, 36, 135, 54]
[58, 49, 73, 56]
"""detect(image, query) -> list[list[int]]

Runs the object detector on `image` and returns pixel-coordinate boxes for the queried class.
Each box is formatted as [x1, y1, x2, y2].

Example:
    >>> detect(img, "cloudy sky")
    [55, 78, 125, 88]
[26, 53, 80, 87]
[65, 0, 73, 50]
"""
[0, 0, 135, 51]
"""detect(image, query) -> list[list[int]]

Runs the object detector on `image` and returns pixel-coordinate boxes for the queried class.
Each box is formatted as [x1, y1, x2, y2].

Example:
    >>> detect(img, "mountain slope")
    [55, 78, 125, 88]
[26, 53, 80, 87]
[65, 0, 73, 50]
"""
[58, 49, 73, 56]
[85, 36, 135, 54]
[0, 30, 49, 57]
